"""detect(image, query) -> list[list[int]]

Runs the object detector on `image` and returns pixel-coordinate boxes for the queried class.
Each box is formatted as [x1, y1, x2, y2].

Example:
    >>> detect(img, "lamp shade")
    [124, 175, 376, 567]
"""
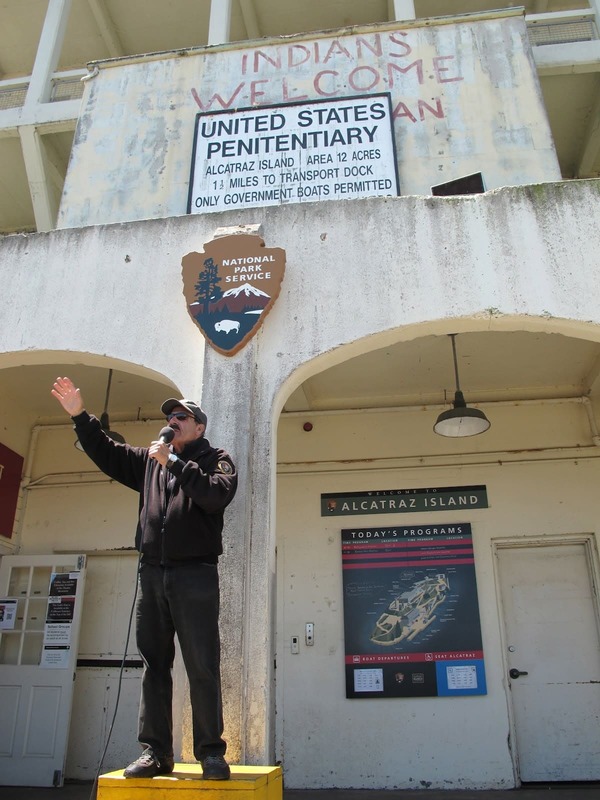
[74, 412, 125, 450]
[434, 390, 491, 437]
[74, 369, 126, 449]
[100, 411, 126, 444]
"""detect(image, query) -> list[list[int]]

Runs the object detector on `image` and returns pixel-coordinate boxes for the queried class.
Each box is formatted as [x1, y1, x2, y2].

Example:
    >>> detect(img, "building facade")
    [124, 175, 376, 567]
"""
[1, 0, 600, 790]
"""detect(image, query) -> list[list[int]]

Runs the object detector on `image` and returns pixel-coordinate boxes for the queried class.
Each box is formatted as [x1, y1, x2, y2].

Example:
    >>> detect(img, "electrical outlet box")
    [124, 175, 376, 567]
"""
[305, 622, 314, 646]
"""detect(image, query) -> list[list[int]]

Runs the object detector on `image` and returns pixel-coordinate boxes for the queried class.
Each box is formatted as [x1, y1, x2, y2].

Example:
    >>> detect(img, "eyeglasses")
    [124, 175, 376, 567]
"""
[166, 412, 194, 422]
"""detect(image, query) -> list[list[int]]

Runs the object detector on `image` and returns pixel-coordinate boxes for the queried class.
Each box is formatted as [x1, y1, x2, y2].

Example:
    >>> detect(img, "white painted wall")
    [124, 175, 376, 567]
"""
[275, 434, 600, 788]
[195, 179, 600, 775]
[65, 553, 142, 779]
[275, 402, 600, 788]
[2, 179, 600, 785]
[0, 222, 206, 404]
[19, 423, 155, 557]
[58, 12, 559, 230]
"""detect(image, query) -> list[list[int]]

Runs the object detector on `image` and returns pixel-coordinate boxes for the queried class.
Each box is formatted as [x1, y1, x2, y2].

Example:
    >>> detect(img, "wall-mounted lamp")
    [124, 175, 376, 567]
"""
[433, 334, 491, 438]
[75, 368, 126, 450]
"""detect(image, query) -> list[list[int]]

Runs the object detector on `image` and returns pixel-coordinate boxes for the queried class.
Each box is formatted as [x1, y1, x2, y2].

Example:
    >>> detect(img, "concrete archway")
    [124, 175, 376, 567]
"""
[0, 351, 195, 778]
[270, 319, 600, 788]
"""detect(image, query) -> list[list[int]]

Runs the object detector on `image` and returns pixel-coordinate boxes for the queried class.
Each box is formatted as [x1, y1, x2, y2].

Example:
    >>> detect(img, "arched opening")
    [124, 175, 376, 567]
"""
[273, 322, 600, 789]
[0, 351, 186, 780]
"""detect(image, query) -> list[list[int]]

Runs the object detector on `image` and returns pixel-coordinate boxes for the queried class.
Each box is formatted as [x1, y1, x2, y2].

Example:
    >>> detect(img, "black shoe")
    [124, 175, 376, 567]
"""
[123, 748, 174, 778]
[200, 754, 230, 780]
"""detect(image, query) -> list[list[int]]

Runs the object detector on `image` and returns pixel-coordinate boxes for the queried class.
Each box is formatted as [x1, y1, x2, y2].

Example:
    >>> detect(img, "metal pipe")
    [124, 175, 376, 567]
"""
[280, 394, 597, 416]
[277, 447, 600, 476]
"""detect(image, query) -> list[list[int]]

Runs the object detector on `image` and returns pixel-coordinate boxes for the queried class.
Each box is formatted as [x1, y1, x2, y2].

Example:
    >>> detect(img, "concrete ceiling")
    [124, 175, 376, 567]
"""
[283, 330, 600, 413]
[5, 331, 600, 431]
[3, 363, 174, 426]
[0, 0, 585, 77]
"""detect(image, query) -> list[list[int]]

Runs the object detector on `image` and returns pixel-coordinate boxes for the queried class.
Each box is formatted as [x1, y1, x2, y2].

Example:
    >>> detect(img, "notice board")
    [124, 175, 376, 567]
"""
[342, 522, 486, 698]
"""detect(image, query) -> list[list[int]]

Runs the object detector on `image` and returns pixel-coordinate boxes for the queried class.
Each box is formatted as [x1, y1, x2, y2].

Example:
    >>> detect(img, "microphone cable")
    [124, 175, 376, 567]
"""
[88, 427, 174, 799]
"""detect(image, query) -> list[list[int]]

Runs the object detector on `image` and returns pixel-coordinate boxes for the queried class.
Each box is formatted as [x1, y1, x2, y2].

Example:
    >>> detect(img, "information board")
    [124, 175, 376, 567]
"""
[41, 571, 79, 669]
[342, 522, 486, 698]
[188, 93, 399, 213]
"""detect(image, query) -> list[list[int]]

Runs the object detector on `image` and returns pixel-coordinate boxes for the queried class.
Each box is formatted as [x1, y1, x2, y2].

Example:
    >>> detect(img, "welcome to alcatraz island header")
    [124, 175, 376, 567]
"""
[321, 485, 488, 516]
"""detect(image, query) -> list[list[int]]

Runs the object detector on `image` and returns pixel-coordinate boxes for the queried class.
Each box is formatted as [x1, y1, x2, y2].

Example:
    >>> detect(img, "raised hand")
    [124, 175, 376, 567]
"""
[51, 376, 85, 417]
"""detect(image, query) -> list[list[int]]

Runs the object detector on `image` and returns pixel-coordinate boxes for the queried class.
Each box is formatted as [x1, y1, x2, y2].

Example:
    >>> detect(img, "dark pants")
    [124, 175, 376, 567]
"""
[136, 561, 226, 761]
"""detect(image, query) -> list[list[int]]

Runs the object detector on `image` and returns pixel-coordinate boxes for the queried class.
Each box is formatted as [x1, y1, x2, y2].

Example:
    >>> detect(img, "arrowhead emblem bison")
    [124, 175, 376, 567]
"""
[182, 233, 286, 356]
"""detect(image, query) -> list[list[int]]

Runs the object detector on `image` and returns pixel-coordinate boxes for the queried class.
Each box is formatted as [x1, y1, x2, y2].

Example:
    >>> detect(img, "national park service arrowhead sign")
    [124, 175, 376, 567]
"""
[182, 234, 286, 356]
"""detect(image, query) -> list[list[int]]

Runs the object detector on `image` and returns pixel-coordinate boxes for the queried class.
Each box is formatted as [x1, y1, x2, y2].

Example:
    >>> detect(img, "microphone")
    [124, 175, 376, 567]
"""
[159, 426, 175, 444]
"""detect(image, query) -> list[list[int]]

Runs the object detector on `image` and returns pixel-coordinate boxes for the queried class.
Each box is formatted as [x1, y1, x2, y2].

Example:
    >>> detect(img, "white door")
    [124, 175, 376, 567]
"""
[0, 554, 86, 787]
[497, 540, 600, 782]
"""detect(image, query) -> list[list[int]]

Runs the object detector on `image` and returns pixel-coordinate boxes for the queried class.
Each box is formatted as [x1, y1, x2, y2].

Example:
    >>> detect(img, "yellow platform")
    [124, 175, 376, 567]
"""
[97, 764, 282, 800]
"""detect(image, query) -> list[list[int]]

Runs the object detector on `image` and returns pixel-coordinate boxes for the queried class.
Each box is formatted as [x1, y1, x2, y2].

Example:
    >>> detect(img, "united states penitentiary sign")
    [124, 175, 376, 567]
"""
[188, 93, 399, 213]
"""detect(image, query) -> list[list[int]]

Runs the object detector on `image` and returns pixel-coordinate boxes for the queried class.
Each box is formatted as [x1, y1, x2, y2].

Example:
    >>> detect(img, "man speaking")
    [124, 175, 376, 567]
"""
[51, 376, 237, 780]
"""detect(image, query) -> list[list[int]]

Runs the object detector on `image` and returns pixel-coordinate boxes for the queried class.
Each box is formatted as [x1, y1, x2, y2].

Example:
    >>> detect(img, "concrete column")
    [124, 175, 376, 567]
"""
[178, 340, 271, 764]
[87, 0, 124, 58]
[20, 0, 72, 231]
[208, 0, 233, 45]
[25, 0, 72, 106]
[239, 0, 260, 40]
[390, 0, 416, 21]
[577, 89, 600, 177]
[19, 125, 57, 232]
[575, 0, 600, 175]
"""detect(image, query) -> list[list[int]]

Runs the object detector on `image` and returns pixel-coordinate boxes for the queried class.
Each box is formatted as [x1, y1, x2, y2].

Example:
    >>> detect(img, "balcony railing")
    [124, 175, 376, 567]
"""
[50, 71, 86, 102]
[0, 80, 28, 111]
[0, 10, 598, 117]
[526, 9, 598, 46]
[0, 69, 86, 113]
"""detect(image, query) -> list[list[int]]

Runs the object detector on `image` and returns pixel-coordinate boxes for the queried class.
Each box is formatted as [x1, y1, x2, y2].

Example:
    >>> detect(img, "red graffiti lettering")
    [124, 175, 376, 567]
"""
[288, 44, 311, 69]
[348, 65, 380, 92]
[313, 70, 339, 97]
[387, 60, 424, 87]
[389, 31, 413, 58]
[254, 49, 282, 71]
[393, 102, 417, 123]
[433, 55, 463, 83]
[356, 34, 383, 59]
[191, 84, 245, 110]
[392, 98, 445, 122]
[250, 80, 269, 104]
[282, 78, 308, 102]
[419, 98, 444, 120]
[323, 39, 353, 63]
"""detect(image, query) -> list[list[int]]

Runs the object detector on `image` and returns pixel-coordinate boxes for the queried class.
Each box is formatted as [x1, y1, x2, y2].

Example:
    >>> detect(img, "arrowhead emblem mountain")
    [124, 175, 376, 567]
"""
[181, 234, 286, 356]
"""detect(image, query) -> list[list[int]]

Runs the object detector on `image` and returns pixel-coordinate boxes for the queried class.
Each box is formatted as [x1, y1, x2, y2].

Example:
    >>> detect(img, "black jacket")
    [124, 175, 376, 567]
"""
[73, 411, 237, 564]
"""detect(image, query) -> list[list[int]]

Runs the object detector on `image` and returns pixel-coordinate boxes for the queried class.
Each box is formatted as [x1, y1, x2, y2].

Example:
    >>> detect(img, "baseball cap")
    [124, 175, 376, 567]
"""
[161, 398, 208, 427]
